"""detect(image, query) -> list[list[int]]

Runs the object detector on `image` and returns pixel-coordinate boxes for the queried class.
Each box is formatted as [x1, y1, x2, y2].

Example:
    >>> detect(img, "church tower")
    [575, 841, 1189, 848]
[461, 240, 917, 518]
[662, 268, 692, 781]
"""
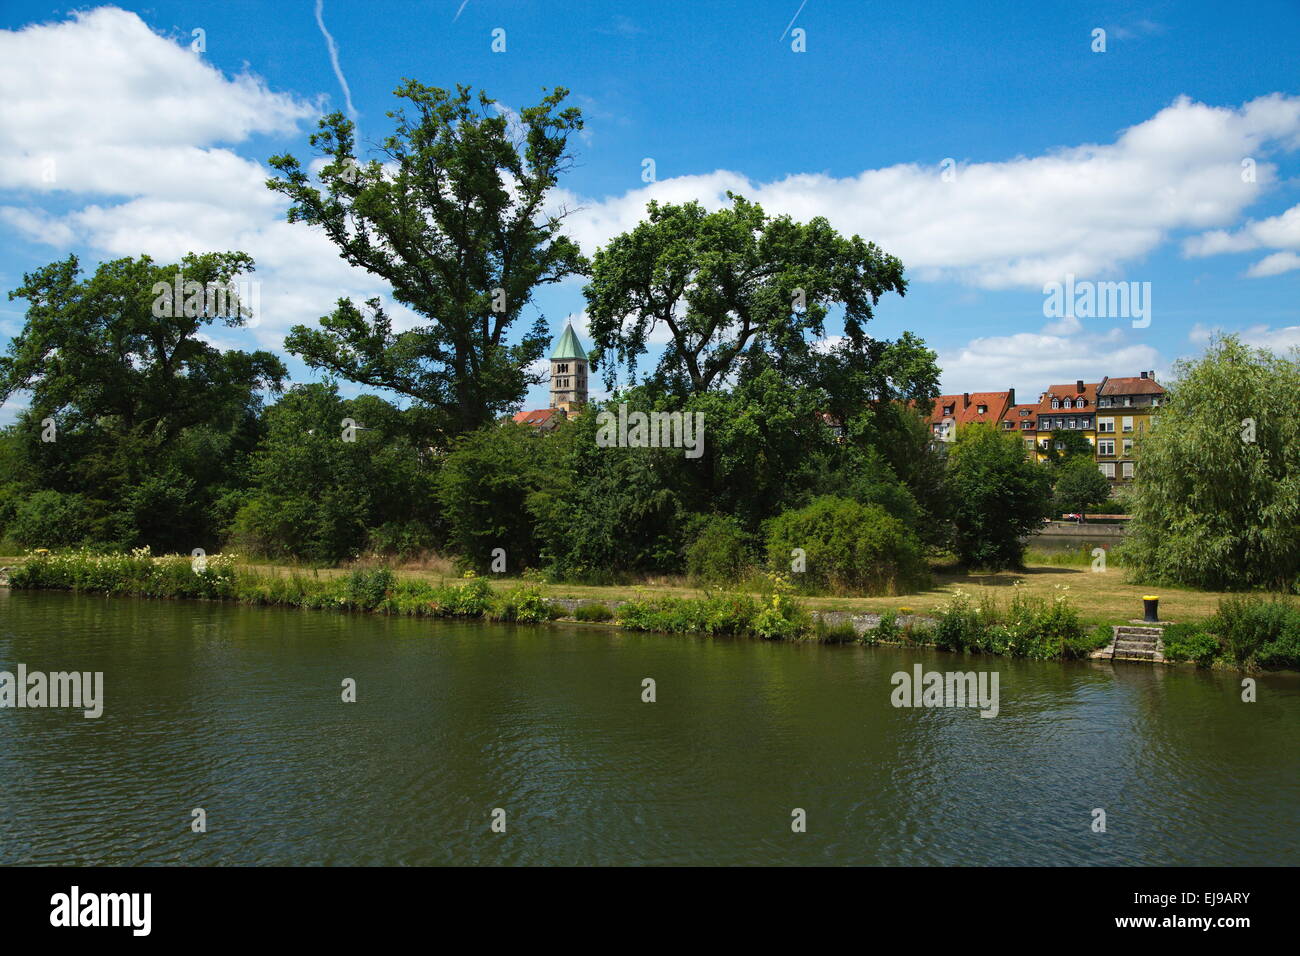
[549, 319, 588, 414]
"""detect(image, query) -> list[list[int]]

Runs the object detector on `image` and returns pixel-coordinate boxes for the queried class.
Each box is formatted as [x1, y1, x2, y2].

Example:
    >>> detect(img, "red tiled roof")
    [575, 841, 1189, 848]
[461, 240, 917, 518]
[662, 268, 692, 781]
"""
[1038, 382, 1099, 411]
[1002, 404, 1038, 429]
[512, 409, 557, 426]
[930, 391, 1014, 427]
[1099, 376, 1165, 396]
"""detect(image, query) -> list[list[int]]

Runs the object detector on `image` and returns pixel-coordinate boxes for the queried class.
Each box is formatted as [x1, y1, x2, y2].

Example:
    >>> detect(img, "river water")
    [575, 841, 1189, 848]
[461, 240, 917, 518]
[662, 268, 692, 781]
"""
[1, 590, 1295, 865]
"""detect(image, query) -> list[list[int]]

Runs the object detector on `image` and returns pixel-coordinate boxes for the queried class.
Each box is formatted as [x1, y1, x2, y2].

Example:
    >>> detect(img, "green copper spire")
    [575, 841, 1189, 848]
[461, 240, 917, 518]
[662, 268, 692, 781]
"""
[550, 320, 587, 360]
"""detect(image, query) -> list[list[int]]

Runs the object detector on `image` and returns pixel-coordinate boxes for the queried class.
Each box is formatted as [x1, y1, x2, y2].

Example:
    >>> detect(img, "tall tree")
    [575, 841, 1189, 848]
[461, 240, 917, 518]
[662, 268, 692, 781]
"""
[583, 194, 908, 397]
[268, 82, 587, 435]
[0, 252, 285, 550]
[1124, 335, 1300, 590]
[946, 424, 1053, 570]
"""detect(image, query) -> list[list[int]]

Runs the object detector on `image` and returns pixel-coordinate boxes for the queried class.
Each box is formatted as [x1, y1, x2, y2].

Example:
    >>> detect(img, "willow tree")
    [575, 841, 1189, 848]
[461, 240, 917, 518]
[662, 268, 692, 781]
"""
[267, 82, 587, 435]
[1123, 335, 1300, 590]
[582, 193, 911, 398]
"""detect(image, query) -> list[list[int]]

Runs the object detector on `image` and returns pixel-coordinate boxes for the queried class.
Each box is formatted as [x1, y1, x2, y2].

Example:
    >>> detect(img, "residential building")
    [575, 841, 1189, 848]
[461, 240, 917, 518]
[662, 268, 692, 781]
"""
[1001, 403, 1039, 456]
[928, 390, 1015, 442]
[1033, 380, 1099, 462]
[1096, 371, 1164, 481]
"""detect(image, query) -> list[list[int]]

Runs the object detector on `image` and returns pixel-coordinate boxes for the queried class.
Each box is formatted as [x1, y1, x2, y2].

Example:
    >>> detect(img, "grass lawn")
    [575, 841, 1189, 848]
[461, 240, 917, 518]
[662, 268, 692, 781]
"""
[0, 551, 1270, 626]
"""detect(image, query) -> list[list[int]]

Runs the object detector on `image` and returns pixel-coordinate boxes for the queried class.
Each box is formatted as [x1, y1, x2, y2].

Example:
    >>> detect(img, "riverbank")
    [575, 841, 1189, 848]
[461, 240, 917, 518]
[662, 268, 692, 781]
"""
[8, 547, 1298, 670]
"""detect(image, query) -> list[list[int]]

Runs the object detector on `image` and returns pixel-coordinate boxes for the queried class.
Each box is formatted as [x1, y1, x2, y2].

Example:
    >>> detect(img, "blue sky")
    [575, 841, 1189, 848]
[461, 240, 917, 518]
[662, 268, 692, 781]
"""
[2, 0, 1298, 422]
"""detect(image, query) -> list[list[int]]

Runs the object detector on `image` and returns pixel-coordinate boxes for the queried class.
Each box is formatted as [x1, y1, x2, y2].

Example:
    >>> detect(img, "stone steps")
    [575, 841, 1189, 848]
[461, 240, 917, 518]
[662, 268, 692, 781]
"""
[1089, 624, 1167, 663]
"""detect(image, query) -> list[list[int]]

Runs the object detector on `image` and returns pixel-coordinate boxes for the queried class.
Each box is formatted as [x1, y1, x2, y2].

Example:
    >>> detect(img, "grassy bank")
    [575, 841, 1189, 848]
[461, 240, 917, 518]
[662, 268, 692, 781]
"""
[5, 549, 1296, 669]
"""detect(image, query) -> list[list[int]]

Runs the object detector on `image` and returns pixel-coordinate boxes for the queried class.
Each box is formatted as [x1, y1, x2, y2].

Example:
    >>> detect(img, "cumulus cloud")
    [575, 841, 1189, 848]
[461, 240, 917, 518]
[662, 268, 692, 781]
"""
[936, 318, 1162, 396]
[1184, 203, 1300, 276]
[1190, 322, 1300, 353]
[552, 94, 1300, 290]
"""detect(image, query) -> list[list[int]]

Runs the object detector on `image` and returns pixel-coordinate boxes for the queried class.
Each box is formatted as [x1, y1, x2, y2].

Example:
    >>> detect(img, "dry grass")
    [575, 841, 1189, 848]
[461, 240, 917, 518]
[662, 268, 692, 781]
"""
[2, 552, 1275, 625]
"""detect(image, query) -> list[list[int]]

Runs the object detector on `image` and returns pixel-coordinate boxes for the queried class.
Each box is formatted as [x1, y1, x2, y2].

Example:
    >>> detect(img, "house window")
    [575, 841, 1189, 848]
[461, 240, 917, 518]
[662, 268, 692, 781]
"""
[1098, 417, 1114, 433]
[1082, 418, 1091, 429]
[1068, 418, 1077, 429]
[1019, 408, 1030, 417]
[1003, 421, 1013, 429]
[1099, 439, 1115, 456]
[943, 405, 954, 416]
[1123, 439, 1133, 455]
[1051, 398, 1060, 408]
[977, 404, 987, 414]
[1100, 462, 1116, 478]
[1122, 462, 1134, 479]
[1122, 417, 1134, 432]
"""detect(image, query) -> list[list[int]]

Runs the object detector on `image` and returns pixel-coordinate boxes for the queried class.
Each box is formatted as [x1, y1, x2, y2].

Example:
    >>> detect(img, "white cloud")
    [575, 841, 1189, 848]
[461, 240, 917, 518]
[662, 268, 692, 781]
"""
[555, 94, 1300, 290]
[1185, 203, 1300, 276]
[936, 318, 1161, 397]
[1189, 322, 1300, 352]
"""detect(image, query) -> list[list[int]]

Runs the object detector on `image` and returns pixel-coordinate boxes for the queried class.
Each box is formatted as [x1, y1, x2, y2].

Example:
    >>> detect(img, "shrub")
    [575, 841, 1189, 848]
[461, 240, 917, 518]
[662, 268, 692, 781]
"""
[874, 610, 903, 643]
[684, 515, 753, 585]
[488, 582, 558, 624]
[752, 575, 810, 640]
[812, 618, 859, 644]
[1161, 623, 1221, 667]
[765, 496, 929, 595]
[7, 491, 96, 549]
[931, 586, 1087, 660]
[1209, 596, 1300, 668]
[574, 602, 614, 622]
[343, 567, 396, 610]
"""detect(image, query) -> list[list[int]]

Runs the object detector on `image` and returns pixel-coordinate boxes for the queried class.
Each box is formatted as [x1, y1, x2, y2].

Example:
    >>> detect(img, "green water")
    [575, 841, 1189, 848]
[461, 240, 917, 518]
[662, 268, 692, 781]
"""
[1, 589, 1296, 866]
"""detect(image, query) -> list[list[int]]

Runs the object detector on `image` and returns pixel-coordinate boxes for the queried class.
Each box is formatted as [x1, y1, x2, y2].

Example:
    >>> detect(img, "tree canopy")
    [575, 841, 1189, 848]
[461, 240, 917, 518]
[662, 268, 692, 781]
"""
[268, 82, 587, 436]
[583, 194, 909, 398]
[1123, 335, 1300, 590]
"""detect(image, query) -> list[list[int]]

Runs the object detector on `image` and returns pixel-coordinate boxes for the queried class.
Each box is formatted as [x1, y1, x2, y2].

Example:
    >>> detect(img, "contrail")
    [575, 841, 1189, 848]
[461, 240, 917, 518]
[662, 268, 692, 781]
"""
[314, 0, 359, 123]
[780, 0, 808, 41]
[453, 0, 470, 22]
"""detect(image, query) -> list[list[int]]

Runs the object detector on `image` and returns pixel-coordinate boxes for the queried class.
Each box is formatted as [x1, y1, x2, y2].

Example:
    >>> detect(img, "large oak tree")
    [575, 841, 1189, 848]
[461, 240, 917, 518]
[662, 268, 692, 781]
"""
[268, 82, 587, 436]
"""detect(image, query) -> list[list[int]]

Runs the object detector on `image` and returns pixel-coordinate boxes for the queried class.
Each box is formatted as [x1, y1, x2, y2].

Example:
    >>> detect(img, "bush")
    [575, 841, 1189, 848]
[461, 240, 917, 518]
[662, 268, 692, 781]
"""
[1161, 623, 1221, 667]
[752, 575, 809, 640]
[812, 618, 859, 644]
[874, 610, 903, 643]
[931, 586, 1087, 660]
[1209, 596, 1300, 669]
[765, 496, 929, 595]
[343, 567, 396, 610]
[6, 491, 96, 549]
[684, 515, 753, 585]
[487, 582, 559, 624]
[574, 602, 614, 622]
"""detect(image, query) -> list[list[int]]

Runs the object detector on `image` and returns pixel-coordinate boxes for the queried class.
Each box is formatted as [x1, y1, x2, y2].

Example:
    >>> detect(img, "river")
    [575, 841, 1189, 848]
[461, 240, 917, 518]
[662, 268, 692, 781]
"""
[1, 590, 1295, 865]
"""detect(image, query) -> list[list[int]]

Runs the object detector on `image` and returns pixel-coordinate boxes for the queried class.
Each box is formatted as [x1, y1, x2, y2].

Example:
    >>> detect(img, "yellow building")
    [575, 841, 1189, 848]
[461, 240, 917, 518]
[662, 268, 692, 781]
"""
[1033, 380, 1100, 463]
[1095, 371, 1165, 482]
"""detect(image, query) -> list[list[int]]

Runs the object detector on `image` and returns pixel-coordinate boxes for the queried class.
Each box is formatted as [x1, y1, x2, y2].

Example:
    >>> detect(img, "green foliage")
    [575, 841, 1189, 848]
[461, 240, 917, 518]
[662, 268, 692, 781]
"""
[1051, 455, 1113, 515]
[946, 424, 1053, 570]
[1043, 430, 1095, 466]
[1, 252, 285, 553]
[1160, 623, 1221, 667]
[343, 567, 397, 610]
[684, 514, 753, 585]
[811, 618, 860, 644]
[613, 588, 798, 638]
[573, 602, 614, 622]
[585, 193, 907, 397]
[873, 610, 903, 643]
[5, 490, 95, 548]
[1124, 335, 1300, 591]
[1210, 595, 1300, 669]
[764, 495, 929, 595]
[487, 582, 559, 623]
[932, 587, 1088, 660]
[9, 548, 237, 600]
[269, 83, 586, 435]
[437, 419, 570, 572]
[232, 383, 439, 563]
